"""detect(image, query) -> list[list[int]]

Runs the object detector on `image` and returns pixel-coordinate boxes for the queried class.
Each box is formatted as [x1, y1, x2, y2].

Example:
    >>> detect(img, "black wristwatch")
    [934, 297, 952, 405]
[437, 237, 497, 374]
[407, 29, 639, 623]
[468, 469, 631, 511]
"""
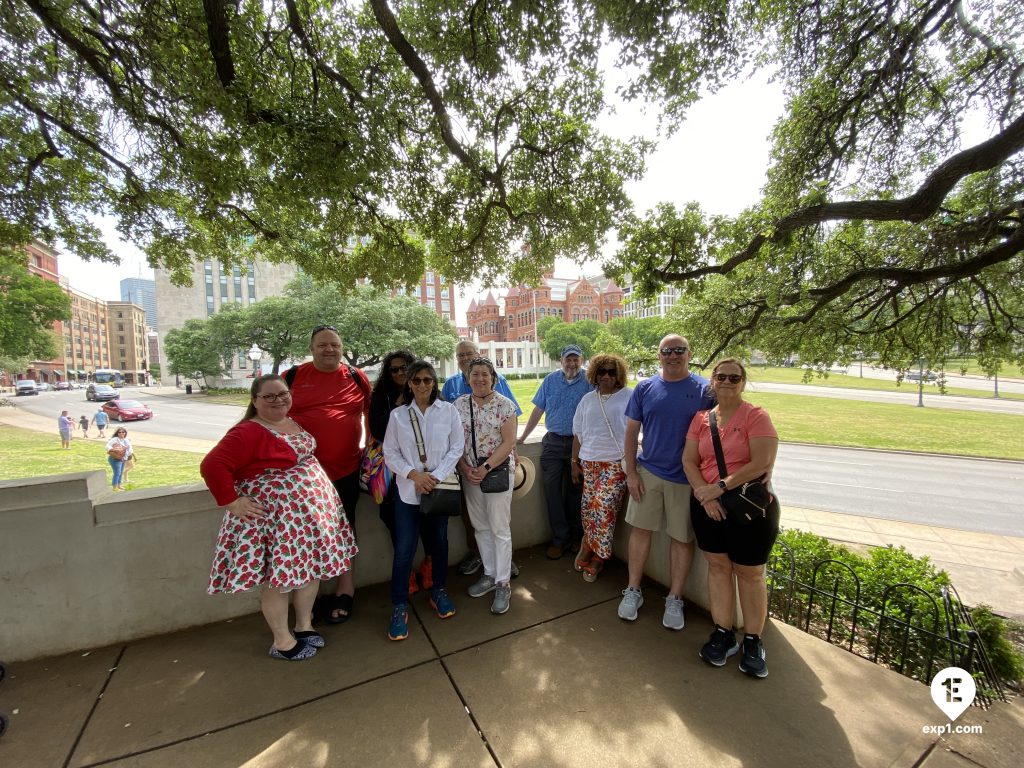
[484, 462, 492, 471]
[718, 479, 728, 491]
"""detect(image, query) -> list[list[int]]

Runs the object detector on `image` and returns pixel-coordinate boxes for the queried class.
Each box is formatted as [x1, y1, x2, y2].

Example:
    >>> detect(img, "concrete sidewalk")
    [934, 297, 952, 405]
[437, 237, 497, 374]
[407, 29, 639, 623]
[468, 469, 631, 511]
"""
[1, 547, 1019, 768]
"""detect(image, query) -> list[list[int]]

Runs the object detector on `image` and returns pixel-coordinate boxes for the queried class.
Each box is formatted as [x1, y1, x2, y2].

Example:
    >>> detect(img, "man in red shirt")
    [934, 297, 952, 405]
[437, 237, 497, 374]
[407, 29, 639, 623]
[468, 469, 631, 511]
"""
[286, 325, 370, 624]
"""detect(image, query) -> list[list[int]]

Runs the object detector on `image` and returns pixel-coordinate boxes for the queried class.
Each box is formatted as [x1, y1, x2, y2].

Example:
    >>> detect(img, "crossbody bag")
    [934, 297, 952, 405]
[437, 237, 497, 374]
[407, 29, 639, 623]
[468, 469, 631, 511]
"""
[708, 409, 774, 524]
[469, 397, 511, 493]
[408, 407, 461, 516]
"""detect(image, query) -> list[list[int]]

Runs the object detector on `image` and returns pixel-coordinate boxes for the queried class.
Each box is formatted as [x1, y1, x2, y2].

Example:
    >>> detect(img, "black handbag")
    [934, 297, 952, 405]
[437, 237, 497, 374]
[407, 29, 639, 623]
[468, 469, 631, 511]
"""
[409, 408, 461, 516]
[709, 410, 774, 524]
[470, 398, 511, 493]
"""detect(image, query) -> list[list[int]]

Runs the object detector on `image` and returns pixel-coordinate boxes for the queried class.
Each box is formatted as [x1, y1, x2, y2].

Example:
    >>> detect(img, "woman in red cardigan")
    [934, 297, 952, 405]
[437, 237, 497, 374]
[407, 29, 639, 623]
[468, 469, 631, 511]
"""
[201, 374, 358, 661]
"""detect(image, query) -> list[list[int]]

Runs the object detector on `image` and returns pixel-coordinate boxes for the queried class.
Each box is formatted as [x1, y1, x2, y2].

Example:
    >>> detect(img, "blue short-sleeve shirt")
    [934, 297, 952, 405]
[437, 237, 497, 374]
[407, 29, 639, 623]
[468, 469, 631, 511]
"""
[625, 373, 714, 483]
[531, 371, 593, 436]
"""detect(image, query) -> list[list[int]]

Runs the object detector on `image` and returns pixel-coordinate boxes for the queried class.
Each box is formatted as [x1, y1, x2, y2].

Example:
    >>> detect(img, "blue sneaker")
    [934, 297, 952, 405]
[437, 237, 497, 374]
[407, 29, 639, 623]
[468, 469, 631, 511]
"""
[430, 588, 456, 619]
[388, 604, 409, 641]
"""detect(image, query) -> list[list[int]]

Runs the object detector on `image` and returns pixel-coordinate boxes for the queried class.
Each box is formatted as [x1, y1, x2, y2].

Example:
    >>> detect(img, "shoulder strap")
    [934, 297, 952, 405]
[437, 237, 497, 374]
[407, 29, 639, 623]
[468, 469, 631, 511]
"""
[708, 410, 729, 481]
[595, 392, 624, 461]
[469, 398, 481, 464]
[347, 364, 370, 403]
[408, 407, 429, 469]
[283, 365, 297, 387]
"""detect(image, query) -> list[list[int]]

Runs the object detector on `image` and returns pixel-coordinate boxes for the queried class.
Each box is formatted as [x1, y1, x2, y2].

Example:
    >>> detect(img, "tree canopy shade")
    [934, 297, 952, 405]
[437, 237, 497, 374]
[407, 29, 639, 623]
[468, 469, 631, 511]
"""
[2, 1, 1022, 371]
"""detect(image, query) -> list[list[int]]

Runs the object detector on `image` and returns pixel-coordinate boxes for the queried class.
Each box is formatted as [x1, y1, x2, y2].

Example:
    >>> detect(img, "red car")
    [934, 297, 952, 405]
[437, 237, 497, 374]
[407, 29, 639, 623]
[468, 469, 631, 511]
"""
[101, 399, 154, 422]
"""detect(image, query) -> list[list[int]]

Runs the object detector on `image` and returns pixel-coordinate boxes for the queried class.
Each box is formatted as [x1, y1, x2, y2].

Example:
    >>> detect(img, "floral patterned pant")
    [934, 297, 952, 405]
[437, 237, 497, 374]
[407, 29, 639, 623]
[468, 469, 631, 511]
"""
[580, 460, 627, 560]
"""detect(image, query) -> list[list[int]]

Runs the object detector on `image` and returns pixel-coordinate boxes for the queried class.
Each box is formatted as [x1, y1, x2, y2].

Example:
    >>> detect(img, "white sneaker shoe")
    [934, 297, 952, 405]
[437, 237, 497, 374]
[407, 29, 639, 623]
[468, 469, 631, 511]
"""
[617, 587, 643, 621]
[662, 595, 685, 630]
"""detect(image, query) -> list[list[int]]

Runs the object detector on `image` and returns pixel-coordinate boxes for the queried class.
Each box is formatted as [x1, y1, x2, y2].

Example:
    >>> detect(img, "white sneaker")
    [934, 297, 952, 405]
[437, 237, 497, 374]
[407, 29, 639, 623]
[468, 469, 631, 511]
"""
[617, 587, 643, 621]
[663, 595, 685, 630]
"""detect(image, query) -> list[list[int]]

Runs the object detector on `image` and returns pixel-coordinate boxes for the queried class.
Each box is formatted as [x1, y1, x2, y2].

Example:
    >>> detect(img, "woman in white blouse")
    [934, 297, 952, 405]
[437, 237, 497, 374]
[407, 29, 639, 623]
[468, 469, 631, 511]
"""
[105, 426, 134, 491]
[571, 354, 633, 581]
[382, 360, 464, 641]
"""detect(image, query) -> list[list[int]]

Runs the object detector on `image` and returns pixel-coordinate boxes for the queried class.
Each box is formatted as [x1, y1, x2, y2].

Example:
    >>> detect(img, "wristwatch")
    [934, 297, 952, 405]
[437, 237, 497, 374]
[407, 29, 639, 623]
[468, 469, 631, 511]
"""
[718, 479, 728, 491]
[483, 462, 492, 471]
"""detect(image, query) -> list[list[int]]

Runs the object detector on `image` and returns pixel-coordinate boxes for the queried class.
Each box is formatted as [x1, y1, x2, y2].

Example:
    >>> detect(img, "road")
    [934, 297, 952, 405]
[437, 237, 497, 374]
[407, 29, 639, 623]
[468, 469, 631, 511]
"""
[752, 382, 1024, 415]
[811, 364, 1024, 395]
[10, 388, 1024, 537]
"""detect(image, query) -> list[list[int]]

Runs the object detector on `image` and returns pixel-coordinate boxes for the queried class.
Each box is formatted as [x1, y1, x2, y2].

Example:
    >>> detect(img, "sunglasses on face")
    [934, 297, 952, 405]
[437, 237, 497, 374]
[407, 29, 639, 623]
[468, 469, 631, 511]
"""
[714, 373, 743, 383]
[389, 365, 407, 374]
[660, 346, 689, 356]
[595, 368, 616, 377]
[410, 376, 434, 385]
[257, 391, 292, 402]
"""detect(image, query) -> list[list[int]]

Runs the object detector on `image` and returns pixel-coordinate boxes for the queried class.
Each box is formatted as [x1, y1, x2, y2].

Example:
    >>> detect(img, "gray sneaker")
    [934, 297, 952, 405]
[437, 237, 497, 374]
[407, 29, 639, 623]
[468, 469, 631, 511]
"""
[458, 553, 483, 575]
[510, 560, 520, 579]
[617, 587, 643, 621]
[663, 595, 685, 630]
[468, 574, 497, 598]
[490, 584, 512, 614]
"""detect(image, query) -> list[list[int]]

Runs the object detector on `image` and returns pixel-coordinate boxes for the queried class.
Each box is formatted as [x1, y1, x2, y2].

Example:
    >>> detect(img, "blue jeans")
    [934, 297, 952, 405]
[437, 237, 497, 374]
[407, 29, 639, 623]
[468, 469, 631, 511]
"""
[390, 497, 449, 605]
[108, 456, 125, 487]
[540, 432, 583, 546]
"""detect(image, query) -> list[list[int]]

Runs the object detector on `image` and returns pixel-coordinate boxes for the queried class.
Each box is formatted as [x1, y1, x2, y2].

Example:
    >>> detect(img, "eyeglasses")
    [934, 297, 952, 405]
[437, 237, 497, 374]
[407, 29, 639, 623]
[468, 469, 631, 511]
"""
[714, 373, 743, 384]
[410, 376, 434, 385]
[595, 368, 616, 377]
[310, 324, 338, 339]
[389, 366, 407, 374]
[456, 351, 478, 359]
[256, 391, 292, 402]
[660, 346, 689, 356]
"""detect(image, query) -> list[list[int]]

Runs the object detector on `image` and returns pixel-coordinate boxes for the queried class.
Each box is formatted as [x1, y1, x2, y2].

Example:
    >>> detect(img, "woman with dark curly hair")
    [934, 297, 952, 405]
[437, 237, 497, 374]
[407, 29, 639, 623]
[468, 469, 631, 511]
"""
[570, 353, 632, 581]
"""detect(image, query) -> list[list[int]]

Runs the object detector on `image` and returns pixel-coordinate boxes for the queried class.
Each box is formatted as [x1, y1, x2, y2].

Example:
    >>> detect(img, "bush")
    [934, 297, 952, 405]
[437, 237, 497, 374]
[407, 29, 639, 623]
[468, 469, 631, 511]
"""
[969, 605, 1024, 685]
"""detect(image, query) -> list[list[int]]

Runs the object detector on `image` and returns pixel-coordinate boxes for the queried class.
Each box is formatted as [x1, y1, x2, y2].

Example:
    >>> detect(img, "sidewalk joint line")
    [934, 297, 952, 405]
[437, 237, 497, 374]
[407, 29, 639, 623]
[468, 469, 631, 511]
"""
[64, 644, 127, 768]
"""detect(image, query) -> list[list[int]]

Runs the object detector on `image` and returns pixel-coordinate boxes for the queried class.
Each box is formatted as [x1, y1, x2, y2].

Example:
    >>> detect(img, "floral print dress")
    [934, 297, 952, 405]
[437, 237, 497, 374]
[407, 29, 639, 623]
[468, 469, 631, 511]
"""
[208, 428, 358, 594]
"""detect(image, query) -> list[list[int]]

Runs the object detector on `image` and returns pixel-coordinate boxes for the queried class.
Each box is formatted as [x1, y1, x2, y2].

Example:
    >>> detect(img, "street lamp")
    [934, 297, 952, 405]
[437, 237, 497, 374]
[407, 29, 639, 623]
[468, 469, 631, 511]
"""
[247, 344, 262, 378]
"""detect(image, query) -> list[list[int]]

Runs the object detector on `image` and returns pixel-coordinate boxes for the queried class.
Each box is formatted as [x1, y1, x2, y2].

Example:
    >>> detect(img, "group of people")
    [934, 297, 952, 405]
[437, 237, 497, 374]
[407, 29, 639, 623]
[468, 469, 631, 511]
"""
[56, 407, 109, 446]
[199, 326, 781, 678]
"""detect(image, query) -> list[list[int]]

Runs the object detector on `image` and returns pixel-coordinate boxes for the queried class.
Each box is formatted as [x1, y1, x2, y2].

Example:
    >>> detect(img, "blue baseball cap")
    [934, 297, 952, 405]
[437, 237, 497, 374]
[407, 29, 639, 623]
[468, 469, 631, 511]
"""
[561, 344, 583, 359]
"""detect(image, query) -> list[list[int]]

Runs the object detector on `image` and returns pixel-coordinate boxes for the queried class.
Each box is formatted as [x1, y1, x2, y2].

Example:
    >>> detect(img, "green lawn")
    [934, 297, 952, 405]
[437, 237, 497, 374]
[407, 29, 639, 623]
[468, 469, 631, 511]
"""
[748, 366, 1024, 401]
[0, 425, 203, 488]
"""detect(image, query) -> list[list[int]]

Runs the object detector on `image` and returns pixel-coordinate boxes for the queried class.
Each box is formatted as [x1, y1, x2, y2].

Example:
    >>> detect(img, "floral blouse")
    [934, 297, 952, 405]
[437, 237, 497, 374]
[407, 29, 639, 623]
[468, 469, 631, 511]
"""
[454, 393, 517, 468]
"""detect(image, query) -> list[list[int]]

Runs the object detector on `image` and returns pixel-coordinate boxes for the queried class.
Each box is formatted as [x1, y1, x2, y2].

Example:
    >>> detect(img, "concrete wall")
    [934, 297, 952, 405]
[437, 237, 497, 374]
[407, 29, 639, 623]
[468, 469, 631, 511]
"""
[0, 442, 708, 662]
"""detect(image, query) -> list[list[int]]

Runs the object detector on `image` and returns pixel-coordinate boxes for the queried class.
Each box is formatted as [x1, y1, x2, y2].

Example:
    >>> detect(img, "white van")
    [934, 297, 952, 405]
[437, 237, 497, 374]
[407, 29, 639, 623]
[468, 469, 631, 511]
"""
[15, 380, 38, 396]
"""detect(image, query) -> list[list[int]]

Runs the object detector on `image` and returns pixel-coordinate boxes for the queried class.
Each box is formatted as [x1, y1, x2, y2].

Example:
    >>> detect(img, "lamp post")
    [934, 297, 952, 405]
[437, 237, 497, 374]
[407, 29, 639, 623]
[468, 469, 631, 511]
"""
[247, 344, 262, 378]
[916, 357, 925, 408]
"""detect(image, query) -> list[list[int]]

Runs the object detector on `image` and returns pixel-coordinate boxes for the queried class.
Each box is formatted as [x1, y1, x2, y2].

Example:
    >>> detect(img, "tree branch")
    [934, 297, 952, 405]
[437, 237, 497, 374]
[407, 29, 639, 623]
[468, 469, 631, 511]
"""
[202, 0, 236, 88]
[284, 0, 364, 102]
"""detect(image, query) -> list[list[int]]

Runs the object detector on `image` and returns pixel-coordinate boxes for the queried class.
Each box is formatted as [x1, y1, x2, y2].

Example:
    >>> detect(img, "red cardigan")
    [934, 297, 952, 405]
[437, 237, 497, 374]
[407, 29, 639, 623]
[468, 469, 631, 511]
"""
[200, 420, 300, 506]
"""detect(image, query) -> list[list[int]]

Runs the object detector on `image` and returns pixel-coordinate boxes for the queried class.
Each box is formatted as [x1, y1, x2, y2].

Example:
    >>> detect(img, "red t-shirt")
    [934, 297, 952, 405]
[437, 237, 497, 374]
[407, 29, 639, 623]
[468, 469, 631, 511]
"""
[286, 362, 369, 480]
[686, 401, 778, 483]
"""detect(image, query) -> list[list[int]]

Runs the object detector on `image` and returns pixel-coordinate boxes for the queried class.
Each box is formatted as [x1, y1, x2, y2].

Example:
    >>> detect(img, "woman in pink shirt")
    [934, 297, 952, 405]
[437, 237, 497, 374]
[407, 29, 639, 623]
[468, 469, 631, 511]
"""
[201, 374, 358, 661]
[683, 358, 779, 679]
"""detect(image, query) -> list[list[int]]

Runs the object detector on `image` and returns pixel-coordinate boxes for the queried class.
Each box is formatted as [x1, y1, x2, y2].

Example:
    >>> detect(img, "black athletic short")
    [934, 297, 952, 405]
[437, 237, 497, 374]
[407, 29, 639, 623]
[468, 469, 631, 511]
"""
[689, 493, 780, 566]
[332, 469, 361, 532]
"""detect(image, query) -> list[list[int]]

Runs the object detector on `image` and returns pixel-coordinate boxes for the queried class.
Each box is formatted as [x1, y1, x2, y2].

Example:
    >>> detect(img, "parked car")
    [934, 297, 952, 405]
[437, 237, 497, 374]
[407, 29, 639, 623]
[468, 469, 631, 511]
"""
[34, 381, 50, 392]
[905, 369, 938, 382]
[54, 381, 71, 391]
[86, 384, 119, 401]
[101, 399, 153, 422]
[15, 380, 38, 396]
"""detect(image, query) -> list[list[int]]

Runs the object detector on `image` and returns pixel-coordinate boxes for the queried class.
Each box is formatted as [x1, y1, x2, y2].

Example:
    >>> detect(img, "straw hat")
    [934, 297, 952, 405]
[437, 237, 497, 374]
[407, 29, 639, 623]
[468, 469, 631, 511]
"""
[512, 456, 536, 500]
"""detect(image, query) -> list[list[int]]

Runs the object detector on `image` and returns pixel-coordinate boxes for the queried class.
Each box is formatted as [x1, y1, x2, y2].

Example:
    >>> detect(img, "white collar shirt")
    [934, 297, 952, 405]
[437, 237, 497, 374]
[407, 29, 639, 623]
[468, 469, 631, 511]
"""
[382, 399, 465, 505]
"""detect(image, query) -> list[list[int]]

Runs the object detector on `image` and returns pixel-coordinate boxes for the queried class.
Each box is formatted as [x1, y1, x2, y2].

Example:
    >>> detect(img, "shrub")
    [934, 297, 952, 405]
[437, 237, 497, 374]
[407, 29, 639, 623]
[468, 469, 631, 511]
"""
[969, 605, 1024, 685]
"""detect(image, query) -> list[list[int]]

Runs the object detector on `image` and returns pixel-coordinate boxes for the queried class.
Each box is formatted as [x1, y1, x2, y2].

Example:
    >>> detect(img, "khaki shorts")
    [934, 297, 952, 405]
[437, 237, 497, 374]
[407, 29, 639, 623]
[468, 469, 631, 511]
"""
[625, 466, 694, 543]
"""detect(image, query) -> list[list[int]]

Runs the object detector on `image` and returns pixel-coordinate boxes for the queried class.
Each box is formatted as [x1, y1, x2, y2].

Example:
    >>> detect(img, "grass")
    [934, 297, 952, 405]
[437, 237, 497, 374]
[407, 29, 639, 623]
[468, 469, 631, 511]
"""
[748, 366, 1024, 401]
[506, 378, 1024, 460]
[0, 425, 203, 488]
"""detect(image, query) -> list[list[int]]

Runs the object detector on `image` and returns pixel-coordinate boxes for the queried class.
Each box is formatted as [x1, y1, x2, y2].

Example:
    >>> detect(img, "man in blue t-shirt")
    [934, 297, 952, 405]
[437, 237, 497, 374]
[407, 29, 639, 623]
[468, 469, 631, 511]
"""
[617, 334, 714, 629]
[91, 407, 109, 439]
[518, 344, 593, 559]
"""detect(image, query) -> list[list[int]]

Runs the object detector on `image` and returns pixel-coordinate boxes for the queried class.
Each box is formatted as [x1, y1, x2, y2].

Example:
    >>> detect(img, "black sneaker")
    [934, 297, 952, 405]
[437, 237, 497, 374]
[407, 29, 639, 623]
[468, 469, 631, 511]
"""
[738, 635, 768, 678]
[699, 626, 739, 667]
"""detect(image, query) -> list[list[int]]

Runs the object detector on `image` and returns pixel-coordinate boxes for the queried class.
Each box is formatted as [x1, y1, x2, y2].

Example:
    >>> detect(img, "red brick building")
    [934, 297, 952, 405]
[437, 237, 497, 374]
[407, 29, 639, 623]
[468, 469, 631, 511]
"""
[23, 241, 67, 385]
[466, 273, 624, 343]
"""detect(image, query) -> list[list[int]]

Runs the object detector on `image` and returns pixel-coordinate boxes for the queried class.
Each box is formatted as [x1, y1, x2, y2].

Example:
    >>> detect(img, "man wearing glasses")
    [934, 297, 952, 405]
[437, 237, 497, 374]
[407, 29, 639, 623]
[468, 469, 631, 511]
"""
[617, 334, 714, 629]
[518, 344, 593, 560]
[441, 340, 522, 576]
[285, 325, 371, 624]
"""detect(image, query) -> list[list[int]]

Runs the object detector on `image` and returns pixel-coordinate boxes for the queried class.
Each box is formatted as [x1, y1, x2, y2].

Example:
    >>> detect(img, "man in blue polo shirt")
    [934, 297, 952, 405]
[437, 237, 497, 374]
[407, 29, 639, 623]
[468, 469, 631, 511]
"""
[518, 344, 593, 559]
[617, 333, 714, 630]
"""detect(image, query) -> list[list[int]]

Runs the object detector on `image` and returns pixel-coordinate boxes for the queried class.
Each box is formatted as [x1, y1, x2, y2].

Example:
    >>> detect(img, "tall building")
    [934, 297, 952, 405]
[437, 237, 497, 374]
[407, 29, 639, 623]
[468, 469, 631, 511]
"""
[23, 241, 66, 385]
[106, 302, 149, 384]
[154, 258, 300, 380]
[392, 270, 458, 322]
[466, 272, 624, 343]
[63, 285, 112, 380]
[620, 276, 680, 319]
[120, 278, 158, 329]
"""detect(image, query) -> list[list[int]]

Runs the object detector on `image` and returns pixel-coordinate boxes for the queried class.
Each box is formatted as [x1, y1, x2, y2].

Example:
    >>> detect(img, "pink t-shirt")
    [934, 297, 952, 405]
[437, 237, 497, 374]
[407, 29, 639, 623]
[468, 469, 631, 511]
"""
[686, 401, 778, 483]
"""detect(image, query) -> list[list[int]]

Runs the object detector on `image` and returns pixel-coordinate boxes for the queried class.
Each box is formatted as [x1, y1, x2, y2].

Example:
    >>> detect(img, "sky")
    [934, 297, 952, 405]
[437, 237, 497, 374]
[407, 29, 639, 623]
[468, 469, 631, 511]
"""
[55, 70, 786, 326]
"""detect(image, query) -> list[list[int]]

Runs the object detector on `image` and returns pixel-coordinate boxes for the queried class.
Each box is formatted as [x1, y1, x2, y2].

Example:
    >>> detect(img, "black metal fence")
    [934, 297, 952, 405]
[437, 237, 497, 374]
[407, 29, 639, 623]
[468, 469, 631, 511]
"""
[767, 542, 1007, 707]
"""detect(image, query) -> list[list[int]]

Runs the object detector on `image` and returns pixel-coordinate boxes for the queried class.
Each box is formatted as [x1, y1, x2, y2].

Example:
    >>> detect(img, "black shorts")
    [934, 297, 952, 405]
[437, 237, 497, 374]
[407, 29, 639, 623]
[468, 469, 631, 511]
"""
[332, 470, 361, 532]
[689, 493, 780, 566]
